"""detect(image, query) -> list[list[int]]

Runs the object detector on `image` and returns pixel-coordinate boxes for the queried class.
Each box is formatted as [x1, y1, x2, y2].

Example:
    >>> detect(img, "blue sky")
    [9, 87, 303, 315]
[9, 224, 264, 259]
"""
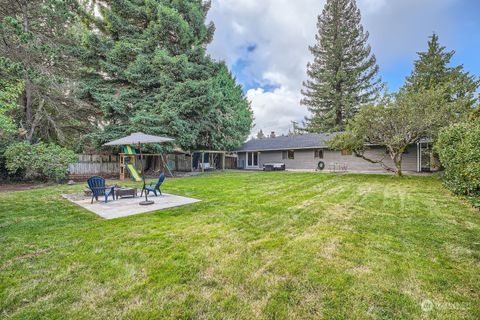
[207, 0, 480, 135]
[378, 0, 480, 91]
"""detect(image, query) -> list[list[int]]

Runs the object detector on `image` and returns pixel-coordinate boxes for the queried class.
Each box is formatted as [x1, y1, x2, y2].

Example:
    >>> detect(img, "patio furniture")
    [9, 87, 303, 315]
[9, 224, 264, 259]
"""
[263, 163, 286, 171]
[115, 187, 137, 200]
[87, 176, 115, 204]
[328, 163, 348, 173]
[340, 163, 348, 172]
[141, 172, 166, 197]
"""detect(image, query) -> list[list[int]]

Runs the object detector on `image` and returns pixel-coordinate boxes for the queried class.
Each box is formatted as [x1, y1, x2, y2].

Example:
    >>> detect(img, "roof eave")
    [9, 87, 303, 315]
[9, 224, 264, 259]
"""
[236, 146, 328, 152]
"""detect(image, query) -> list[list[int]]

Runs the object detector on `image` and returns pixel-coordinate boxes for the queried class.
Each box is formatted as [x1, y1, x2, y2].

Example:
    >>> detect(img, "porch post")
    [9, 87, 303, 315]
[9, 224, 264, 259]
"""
[190, 152, 193, 172]
[417, 142, 421, 173]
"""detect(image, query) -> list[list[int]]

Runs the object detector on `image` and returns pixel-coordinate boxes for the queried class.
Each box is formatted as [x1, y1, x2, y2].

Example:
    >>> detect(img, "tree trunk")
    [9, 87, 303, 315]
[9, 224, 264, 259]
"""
[335, 107, 342, 127]
[26, 96, 44, 142]
[23, 80, 33, 142]
[21, 2, 33, 142]
[393, 153, 403, 177]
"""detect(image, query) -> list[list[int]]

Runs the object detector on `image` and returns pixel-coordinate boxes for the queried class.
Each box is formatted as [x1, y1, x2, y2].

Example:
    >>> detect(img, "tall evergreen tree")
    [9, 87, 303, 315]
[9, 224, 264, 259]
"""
[0, 65, 23, 139]
[80, 0, 252, 151]
[0, 0, 93, 145]
[256, 129, 265, 139]
[404, 33, 479, 110]
[301, 0, 383, 132]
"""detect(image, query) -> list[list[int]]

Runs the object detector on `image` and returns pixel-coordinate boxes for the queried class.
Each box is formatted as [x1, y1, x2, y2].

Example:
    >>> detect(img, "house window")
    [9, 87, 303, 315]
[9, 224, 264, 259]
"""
[288, 150, 295, 159]
[315, 149, 324, 159]
[341, 149, 352, 156]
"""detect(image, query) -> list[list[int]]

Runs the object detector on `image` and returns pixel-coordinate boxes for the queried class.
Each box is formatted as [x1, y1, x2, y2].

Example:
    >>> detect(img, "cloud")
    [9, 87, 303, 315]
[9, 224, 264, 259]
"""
[246, 87, 307, 136]
[207, 0, 468, 136]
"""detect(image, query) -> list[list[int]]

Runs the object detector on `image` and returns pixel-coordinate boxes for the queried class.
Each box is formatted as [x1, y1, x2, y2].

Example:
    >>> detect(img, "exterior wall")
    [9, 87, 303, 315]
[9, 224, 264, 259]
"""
[323, 145, 417, 172]
[238, 153, 247, 169]
[237, 145, 418, 172]
[259, 150, 319, 170]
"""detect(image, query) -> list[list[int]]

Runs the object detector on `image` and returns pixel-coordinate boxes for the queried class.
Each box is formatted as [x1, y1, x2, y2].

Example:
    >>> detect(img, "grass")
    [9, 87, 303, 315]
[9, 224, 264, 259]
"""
[1, 172, 479, 319]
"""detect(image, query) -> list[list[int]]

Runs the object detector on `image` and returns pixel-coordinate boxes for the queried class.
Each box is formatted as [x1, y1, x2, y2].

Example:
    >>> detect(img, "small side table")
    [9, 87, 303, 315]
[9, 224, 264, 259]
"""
[115, 188, 137, 200]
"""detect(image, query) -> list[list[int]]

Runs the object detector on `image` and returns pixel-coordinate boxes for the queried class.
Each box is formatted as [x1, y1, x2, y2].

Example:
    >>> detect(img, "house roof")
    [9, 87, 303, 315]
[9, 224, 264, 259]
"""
[236, 133, 338, 152]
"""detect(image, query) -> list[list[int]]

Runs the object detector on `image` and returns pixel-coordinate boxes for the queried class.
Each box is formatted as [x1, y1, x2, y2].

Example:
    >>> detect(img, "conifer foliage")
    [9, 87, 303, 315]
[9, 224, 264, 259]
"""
[80, 0, 253, 151]
[302, 0, 383, 132]
[404, 33, 479, 109]
[0, 0, 93, 145]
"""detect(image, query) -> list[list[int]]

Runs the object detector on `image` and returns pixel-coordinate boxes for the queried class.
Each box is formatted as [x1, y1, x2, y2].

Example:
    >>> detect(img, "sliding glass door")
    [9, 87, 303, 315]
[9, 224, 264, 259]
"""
[247, 152, 259, 168]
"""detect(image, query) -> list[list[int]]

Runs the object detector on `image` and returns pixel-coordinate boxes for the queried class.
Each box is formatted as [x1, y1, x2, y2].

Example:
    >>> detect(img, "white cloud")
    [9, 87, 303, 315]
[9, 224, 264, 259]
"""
[247, 87, 307, 136]
[207, 0, 464, 136]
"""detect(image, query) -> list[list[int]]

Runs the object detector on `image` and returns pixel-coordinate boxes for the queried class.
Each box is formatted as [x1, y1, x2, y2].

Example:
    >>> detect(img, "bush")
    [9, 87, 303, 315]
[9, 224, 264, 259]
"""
[4, 142, 78, 182]
[435, 121, 480, 199]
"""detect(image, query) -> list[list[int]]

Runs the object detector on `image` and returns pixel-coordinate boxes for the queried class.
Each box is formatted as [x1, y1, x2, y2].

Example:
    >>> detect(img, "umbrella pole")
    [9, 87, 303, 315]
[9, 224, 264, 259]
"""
[139, 142, 154, 205]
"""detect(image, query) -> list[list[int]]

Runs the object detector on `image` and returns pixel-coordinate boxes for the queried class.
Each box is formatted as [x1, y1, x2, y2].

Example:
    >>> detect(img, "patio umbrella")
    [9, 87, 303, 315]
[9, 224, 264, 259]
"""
[104, 132, 174, 206]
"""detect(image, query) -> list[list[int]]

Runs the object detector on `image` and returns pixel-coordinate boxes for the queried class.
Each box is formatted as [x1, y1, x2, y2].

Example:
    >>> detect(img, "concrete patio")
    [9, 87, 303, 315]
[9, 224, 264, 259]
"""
[63, 193, 201, 219]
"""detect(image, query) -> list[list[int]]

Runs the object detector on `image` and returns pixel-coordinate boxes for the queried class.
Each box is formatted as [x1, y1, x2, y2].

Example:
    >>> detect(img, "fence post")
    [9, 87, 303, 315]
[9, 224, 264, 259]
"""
[100, 155, 103, 176]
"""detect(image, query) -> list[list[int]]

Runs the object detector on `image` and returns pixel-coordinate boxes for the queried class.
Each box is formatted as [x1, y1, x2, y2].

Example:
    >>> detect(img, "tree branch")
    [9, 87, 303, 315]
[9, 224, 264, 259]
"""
[353, 151, 396, 173]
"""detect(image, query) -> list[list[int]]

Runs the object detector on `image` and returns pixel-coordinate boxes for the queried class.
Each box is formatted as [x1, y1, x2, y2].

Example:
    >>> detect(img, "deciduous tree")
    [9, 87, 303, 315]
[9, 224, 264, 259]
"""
[329, 89, 449, 176]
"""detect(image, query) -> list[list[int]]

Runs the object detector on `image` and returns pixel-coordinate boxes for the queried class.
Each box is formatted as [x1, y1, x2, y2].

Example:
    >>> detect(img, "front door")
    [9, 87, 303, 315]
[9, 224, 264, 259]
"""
[247, 152, 259, 168]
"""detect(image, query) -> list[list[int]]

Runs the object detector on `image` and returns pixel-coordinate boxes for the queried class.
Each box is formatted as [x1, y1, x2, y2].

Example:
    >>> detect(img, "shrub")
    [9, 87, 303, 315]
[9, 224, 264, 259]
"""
[4, 142, 78, 182]
[435, 121, 480, 199]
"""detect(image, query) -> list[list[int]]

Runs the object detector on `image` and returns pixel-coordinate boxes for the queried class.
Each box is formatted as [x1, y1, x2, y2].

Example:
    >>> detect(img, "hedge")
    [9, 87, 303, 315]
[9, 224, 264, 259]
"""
[435, 120, 480, 201]
[4, 142, 78, 182]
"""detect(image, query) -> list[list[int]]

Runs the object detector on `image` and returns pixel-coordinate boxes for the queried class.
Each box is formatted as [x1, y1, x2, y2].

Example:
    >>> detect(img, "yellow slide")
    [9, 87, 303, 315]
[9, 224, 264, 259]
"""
[126, 163, 142, 182]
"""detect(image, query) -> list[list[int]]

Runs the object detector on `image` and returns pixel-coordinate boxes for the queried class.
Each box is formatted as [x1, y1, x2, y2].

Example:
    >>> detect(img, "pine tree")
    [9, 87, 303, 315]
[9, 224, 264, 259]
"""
[291, 121, 303, 135]
[79, 0, 252, 151]
[0, 63, 24, 139]
[256, 129, 265, 139]
[404, 33, 479, 109]
[301, 0, 383, 132]
[0, 0, 93, 145]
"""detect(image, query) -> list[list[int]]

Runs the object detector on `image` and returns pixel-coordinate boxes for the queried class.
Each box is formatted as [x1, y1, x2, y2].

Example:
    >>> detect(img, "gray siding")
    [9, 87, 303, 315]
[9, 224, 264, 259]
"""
[323, 145, 417, 172]
[237, 145, 418, 172]
[259, 150, 319, 170]
[238, 153, 247, 169]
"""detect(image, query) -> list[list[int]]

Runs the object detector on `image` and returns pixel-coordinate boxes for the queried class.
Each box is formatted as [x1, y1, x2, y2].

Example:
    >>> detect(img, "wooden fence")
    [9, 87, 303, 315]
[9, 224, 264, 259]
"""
[167, 154, 192, 172]
[225, 156, 237, 169]
[69, 153, 237, 179]
[69, 154, 119, 179]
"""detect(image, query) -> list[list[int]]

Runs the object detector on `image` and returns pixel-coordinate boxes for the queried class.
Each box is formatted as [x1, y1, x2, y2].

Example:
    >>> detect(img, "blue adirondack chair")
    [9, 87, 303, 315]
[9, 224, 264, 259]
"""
[141, 172, 166, 197]
[87, 176, 115, 204]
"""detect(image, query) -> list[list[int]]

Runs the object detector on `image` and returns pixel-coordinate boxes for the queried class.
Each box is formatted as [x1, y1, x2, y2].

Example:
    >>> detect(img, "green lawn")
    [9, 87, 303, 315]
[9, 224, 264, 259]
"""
[1, 172, 479, 319]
